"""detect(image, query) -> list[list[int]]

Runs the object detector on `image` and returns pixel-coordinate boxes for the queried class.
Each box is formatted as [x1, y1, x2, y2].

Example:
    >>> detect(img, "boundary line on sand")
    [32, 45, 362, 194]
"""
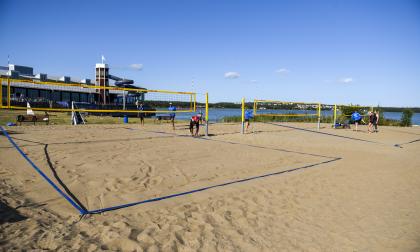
[0, 126, 88, 215]
[134, 128, 338, 159]
[1, 126, 341, 215]
[264, 122, 382, 144]
[394, 138, 420, 148]
[87, 157, 341, 214]
[263, 122, 420, 148]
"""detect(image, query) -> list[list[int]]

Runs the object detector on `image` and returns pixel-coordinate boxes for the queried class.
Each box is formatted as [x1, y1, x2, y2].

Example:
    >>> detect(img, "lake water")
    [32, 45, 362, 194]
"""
[166, 108, 420, 125]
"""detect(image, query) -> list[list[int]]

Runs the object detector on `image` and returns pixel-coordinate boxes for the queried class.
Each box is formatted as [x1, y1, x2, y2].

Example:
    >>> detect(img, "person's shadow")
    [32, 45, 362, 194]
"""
[0, 200, 27, 225]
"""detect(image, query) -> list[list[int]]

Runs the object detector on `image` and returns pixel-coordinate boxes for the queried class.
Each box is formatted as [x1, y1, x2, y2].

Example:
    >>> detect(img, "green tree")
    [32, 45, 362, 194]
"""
[337, 105, 369, 123]
[400, 109, 413, 127]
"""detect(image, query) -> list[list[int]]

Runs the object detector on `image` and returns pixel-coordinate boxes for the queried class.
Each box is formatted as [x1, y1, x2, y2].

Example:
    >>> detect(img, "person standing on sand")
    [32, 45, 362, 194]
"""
[368, 111, 374, 133]
[373, 111, 379, 132]
[198, 110, 205, 124]
[351, 111, 362, 131]
[244, 109, 253, 132]
[168, 103, 176, 130]
[138, 103, 145, 126]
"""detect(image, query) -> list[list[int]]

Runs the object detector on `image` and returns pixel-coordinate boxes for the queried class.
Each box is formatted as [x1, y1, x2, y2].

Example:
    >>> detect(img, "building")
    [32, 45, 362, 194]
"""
[0, 63, 145, 107]
[95, 63, 109, 104]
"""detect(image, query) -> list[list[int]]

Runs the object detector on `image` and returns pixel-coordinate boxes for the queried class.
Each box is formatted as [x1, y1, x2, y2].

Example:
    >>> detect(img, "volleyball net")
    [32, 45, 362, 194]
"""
[253, 99, 321, 119]
[252, 100, 376, 128]
[0, 78, 196, 114]
[237, 99, 323, 133]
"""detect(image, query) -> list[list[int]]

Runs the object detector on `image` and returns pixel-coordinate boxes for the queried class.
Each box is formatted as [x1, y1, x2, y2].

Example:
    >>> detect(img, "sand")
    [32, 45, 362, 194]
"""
[1, 122, 420, 251]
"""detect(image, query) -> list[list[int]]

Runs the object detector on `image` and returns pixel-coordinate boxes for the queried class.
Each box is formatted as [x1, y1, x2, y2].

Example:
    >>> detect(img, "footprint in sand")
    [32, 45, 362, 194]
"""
[150, 176, 163, 186]
[128, 228, 143, 241]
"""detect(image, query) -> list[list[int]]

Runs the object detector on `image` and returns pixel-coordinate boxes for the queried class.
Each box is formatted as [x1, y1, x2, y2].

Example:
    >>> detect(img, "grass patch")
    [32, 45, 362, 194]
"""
[222, 115, 334, 123]
[222, 114, 402, 126]
[0, 110, 186, 126]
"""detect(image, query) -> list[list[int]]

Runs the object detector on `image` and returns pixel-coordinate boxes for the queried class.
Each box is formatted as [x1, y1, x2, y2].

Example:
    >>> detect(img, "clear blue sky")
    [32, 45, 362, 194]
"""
[1, 0, 419, 106]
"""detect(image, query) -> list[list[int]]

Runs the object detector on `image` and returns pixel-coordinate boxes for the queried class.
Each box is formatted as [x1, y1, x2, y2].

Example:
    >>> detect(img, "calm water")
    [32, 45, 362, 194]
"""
[165, 108, 420, 125]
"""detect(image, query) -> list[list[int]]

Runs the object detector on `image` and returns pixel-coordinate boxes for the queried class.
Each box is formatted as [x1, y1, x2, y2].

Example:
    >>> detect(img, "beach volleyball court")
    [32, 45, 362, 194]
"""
[1, 123, 339, 215]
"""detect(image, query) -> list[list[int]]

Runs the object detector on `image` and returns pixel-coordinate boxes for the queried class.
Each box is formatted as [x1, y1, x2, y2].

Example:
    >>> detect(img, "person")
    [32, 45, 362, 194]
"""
[373, 111, 379, 132]
[197, 110, 205, 124]
[138, 103, 145, 126]
[351, 111, 362, 131]
[168, 103, 176, 130]
[190, 114, 200, 136]
[244, 109, 253, 132]
[368, 111, 374, 133]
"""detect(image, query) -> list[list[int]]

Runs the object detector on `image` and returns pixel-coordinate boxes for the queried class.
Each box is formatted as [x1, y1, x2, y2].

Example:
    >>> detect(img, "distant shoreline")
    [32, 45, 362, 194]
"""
[199, 102, 420, 113]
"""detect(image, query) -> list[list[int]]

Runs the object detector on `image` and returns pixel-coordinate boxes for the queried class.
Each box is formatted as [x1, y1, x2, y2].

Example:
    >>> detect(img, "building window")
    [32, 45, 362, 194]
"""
[51, 91, 61, 101]
[2, 86, 8, 102]
[62, 92, 70, 101]
[71, 93, 80, 102]
[28, 89, 40, 100]
[80, 93, 88, 103]
[40, 90, 50, 100]
[14, 88, 27, 99]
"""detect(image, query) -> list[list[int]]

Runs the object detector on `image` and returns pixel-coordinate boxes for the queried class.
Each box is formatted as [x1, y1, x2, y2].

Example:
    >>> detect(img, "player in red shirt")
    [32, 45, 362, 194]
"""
[190, 115, 200, 136]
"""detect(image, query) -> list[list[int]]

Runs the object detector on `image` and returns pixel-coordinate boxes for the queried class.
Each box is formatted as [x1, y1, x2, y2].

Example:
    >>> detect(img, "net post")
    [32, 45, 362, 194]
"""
[241, 98, 245, 134]
[190, 94, 193, 112]
[0, 78, 3, 109]
[253, 99, 257, 116]
[317, 102, 321, 131]
[71, 101, 75, 125]
[333, 104, 337, 128]
[122, 90, 126, 110]
[194, 93, 197, 112]
[205, 92, 209, 137]
[7, 78, 11, 108]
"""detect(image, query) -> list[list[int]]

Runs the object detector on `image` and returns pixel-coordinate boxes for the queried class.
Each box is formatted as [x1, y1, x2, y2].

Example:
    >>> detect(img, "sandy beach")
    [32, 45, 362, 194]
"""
[1, 122, 420, 251]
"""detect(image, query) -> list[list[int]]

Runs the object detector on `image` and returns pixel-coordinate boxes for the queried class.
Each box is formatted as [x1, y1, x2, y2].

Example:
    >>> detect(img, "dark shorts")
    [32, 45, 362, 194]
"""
[139, 113, 145, 118]
[355, 119, 361, 124]
[245, 118, 250, 122]
[170, 115, 175, 120]
[190, 120, 199, 130]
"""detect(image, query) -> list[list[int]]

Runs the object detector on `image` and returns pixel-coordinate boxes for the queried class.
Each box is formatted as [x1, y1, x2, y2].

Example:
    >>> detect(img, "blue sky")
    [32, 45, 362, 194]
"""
[1, 0, 419, 106]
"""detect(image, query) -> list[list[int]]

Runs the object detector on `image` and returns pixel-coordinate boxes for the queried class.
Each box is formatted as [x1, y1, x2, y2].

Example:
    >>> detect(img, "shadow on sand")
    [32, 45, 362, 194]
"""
[0, 200, 27, 225]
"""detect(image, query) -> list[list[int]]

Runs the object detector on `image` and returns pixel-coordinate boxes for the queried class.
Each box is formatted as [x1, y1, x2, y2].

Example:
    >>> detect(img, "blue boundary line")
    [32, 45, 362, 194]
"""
[127, 128, 337, 159]
[0, 126, 87, 215]
[87, 128, 341, 213]
[264, 122, 382, 144]
[88, 157, 341, 214]
[2, 125, 341, 215]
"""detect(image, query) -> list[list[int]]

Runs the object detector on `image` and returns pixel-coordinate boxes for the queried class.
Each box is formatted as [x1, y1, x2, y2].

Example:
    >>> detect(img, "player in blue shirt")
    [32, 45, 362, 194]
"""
[244, 109, 254, 132]
[168, 103, 176, 130]
[351, 111, 362, 131]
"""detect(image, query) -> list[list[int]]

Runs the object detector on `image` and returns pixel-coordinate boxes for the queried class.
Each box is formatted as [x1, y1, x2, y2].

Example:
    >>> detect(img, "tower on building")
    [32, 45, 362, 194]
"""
[95, 63, 109, 104]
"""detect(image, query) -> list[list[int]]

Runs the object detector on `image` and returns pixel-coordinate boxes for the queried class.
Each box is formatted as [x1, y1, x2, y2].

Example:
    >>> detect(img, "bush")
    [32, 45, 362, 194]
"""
[400, 109, 413, 127]
[339, 105, 366, 116]
[337, 105, 370, 124]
